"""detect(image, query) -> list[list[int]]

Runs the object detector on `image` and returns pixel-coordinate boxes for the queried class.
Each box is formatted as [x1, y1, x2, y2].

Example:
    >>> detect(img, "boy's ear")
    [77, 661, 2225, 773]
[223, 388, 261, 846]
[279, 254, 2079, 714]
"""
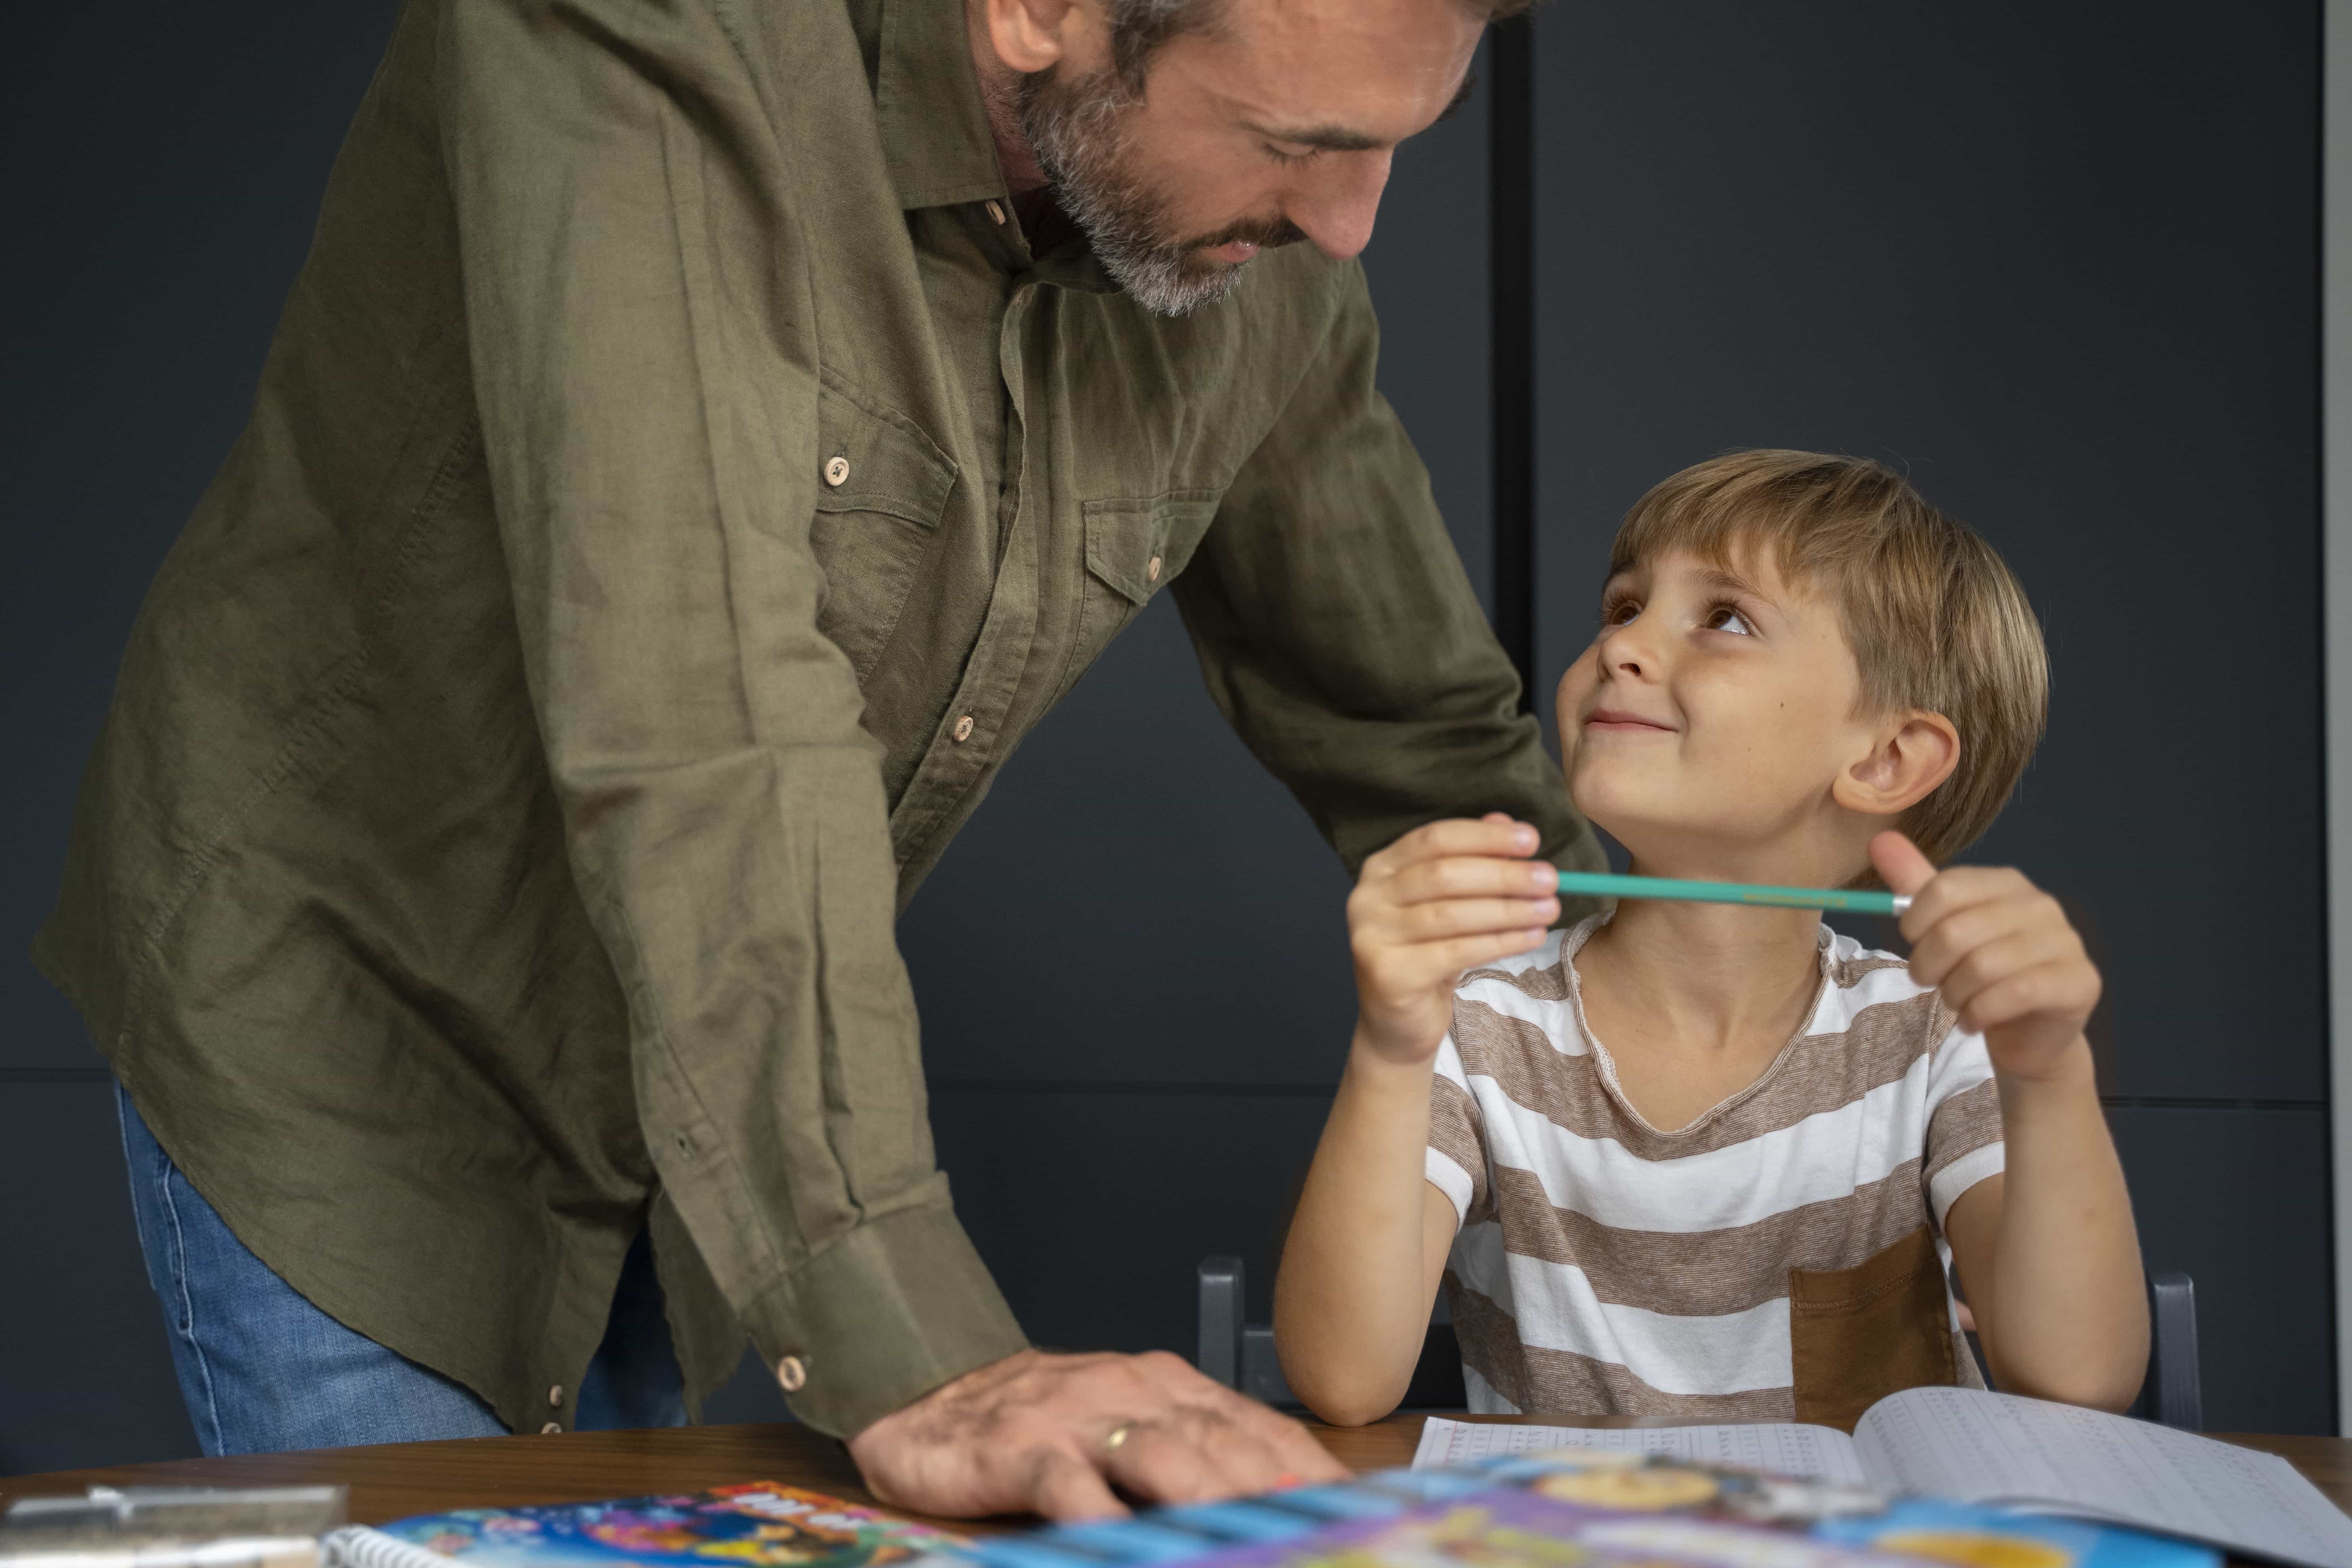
[1833, 710, 1959, 818]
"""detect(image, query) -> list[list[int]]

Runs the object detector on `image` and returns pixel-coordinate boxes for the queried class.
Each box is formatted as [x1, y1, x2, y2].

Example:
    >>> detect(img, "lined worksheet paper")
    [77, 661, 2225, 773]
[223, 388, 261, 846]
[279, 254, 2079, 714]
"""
[1856, 1388, 2352, 1568]
[1412, 1416, 1871, 1485]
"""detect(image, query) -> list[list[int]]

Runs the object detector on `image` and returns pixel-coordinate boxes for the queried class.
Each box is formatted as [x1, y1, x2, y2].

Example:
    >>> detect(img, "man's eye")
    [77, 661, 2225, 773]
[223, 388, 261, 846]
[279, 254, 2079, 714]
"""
[1261, 143, 1321, 166]
[1705, 605, 1755, 636]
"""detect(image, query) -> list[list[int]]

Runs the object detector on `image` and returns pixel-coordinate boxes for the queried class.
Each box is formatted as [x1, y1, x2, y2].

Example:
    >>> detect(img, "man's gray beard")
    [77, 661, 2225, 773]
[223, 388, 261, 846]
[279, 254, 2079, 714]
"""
[1017, 66, 1249, 318]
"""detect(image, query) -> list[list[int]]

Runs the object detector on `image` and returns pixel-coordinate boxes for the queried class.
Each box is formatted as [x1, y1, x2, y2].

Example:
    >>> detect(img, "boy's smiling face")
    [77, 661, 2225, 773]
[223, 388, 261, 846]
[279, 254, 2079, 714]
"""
[1556, 545, 1948, 885]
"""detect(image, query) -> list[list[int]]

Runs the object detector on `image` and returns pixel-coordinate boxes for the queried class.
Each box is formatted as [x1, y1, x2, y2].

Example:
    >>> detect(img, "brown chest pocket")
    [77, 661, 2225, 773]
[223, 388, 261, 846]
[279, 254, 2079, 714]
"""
[1789, 1224, 1958, 1432]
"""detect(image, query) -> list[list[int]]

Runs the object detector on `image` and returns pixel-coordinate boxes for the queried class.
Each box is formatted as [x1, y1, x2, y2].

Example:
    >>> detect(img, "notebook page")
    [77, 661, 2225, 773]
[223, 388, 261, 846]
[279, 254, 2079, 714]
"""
[1852, 1388, 2352, 1568]
[1412, 1416, 1870, 1484]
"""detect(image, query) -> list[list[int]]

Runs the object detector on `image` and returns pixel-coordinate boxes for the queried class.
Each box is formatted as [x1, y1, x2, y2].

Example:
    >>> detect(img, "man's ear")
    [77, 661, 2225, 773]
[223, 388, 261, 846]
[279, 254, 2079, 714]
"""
[1831, 710, 1959, 818]
[982, 0, 1085, 75]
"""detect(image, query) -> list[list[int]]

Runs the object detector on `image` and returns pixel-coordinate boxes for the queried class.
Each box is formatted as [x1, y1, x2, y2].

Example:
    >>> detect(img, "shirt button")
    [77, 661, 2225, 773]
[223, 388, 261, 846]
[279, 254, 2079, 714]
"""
[540, 1421, 562, 1435]
[548, 1384, 564, 1408]
[1147, 555, 1163, 583]
[985, 200, 1007, 226]
[823, 456, 850, 487]
[776, 1355, 809, 1393]
[952, 714, 975, 743]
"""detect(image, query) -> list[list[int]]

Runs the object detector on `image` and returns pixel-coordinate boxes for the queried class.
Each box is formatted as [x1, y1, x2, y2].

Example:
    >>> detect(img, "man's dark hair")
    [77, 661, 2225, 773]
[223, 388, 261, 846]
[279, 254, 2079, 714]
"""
[1104, 0, 1536, 92]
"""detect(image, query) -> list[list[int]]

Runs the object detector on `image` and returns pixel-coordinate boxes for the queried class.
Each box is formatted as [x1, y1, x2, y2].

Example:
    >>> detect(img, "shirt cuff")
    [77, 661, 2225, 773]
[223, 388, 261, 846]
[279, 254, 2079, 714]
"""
[748, 1200, 1030, 1438]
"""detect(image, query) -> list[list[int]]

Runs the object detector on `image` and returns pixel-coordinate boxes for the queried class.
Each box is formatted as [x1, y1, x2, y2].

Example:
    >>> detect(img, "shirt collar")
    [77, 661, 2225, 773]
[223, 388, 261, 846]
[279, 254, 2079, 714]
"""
[868, 0, 1012, 212]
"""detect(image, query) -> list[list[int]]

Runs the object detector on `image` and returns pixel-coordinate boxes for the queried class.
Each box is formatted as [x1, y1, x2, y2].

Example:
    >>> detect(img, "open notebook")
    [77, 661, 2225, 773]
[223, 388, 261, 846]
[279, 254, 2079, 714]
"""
[1415, 1388, 2352, 1568]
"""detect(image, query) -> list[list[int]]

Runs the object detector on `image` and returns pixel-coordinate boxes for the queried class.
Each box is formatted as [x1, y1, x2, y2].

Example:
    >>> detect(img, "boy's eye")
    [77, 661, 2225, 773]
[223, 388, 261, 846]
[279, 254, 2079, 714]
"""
[1704, 604, 1756, 636]
[1601, 598, 1640, 627]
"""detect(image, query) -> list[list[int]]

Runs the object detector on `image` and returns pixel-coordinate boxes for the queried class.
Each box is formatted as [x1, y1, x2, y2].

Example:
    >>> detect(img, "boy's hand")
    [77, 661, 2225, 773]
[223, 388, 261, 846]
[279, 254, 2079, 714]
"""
[1349, 814, 1560, 1065]
[1871, 832, 2100, 1082]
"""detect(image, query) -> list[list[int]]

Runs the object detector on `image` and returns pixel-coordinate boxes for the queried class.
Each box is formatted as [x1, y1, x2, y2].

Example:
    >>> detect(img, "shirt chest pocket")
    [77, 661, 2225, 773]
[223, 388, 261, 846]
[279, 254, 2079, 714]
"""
[1788, 1224, 1961, 1432]
[808, 377, 959, 681]
[1054, 489, 1220, 699]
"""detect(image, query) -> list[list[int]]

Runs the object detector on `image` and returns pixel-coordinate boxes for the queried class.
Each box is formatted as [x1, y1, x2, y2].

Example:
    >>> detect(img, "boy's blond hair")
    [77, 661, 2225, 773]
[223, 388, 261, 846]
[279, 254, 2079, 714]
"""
[1611, 450, 2048, 865]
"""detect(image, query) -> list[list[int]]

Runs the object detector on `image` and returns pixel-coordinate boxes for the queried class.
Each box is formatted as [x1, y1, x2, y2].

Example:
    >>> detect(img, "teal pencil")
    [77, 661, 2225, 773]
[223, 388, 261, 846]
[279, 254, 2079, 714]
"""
[1557, 869, 1908, 916]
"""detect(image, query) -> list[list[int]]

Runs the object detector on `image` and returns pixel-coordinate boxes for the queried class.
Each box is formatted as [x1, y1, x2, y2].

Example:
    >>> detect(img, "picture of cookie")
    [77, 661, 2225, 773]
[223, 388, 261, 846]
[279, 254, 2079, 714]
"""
[1870, 1529, 2075, 1568]
[1530, 1467, 1723, 1511]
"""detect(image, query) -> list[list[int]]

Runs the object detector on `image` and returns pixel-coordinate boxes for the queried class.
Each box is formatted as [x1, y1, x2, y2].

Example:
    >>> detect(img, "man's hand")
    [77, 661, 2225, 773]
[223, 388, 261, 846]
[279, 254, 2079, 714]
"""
[845, 1349, 1348, 1520]
[1871, 831, 2101, 1081]
[1347, 814, 1558, 1065]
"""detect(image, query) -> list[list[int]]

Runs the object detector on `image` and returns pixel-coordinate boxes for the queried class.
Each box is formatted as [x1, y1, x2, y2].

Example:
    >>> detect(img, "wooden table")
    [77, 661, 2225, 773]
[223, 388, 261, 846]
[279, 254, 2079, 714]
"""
[6, 1416, 2350, 1528]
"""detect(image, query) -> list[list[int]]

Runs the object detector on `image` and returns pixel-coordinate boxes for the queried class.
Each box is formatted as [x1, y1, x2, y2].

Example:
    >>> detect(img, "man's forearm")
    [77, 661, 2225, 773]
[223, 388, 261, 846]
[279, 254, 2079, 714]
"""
[1274, 1036, 1445, 1424]
[1983, 1042, 2148, 1409]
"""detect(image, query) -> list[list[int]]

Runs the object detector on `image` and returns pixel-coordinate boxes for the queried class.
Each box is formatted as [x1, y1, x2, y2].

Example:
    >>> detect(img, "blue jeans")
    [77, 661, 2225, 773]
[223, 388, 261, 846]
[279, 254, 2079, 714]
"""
[116, 1082, 688, 1454]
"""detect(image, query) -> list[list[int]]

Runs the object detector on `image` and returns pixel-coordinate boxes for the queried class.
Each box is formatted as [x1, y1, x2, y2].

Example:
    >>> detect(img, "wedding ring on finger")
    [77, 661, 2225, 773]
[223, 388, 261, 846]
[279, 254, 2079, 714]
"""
[1103, 1421, 1137, 1454]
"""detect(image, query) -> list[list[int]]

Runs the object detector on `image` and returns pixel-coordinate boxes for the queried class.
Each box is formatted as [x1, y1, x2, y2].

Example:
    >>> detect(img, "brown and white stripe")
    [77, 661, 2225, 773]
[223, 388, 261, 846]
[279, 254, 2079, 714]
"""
[1425, 913, 2003, 1418]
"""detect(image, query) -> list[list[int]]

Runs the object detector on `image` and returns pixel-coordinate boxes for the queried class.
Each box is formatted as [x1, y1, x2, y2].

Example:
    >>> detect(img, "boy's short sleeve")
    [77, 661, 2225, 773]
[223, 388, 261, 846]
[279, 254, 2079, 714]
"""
[1425, 1031, 1488, 1230]
[1923, 1008, 2006, 1228]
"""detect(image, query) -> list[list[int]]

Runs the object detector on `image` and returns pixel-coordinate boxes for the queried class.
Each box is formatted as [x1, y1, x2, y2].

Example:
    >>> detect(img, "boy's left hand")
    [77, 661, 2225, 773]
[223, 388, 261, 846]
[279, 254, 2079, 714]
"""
[1871, 832, 2101, 1083]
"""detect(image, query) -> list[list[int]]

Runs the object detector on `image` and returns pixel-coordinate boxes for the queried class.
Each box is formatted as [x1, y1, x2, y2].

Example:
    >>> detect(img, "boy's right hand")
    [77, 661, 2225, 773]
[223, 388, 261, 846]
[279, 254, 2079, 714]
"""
[1347, 813, 1560, 1065]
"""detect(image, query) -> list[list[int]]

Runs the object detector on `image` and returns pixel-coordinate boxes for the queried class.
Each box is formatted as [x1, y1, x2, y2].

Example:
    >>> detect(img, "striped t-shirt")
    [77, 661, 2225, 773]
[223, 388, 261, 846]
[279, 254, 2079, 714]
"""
[1425, 912, 2004, 1425]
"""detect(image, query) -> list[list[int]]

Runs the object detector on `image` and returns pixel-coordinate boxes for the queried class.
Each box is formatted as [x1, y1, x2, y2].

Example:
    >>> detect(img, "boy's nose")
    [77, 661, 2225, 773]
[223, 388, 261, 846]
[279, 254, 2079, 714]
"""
[1597, 620, 1654, 679]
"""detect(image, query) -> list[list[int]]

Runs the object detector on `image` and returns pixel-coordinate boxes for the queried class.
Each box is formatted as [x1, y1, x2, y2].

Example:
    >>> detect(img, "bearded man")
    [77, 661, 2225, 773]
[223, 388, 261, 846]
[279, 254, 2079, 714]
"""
[36, 0, 1599, 1517]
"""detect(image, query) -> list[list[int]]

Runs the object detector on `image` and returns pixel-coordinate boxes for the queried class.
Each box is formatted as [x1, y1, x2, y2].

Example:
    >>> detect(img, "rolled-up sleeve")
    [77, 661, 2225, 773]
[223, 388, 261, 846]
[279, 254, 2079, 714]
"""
[1170, 264, 1604, 880]
[437, 0, 1025, 1436]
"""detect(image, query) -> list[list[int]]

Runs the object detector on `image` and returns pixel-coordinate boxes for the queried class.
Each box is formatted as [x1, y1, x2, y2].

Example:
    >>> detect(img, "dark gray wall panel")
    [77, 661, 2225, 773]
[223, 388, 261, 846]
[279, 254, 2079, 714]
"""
[2110, 1106, 2334, 1433]
[903, 597, 1358, 1091]
[929, 1089, 1331, 1349]
[1530, 2, 2323, 1105]
[0, 1084, 198, 1474]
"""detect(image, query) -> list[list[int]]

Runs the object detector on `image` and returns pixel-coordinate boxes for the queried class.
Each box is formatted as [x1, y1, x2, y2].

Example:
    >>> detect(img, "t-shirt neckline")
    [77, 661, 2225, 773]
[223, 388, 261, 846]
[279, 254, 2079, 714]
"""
[1554, 909, 1838, 1140]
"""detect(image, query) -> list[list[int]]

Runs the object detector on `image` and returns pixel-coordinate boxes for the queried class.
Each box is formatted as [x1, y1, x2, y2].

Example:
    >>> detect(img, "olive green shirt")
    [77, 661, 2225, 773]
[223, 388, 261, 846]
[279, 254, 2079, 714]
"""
[34, 0, 1600, 1438]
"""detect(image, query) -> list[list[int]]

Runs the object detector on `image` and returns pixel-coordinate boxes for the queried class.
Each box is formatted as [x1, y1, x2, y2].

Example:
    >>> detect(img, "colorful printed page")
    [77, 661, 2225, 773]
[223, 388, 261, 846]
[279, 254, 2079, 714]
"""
[944, 1454, 2214, 1568]
[326, 1483, 962, 1568]
[1413, 1416, 1869, 1483]
[1415, 1390, 2352, 1568]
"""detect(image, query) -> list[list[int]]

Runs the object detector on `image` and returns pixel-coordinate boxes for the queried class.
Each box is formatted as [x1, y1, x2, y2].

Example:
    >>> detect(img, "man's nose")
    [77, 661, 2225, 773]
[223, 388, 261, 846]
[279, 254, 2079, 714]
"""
[1286, 150, 1394, 262]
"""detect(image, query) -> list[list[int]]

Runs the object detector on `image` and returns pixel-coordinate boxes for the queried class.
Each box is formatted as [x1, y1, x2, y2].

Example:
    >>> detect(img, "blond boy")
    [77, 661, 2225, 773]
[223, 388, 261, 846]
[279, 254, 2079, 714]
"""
[1275, 450, 2147, 1428]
